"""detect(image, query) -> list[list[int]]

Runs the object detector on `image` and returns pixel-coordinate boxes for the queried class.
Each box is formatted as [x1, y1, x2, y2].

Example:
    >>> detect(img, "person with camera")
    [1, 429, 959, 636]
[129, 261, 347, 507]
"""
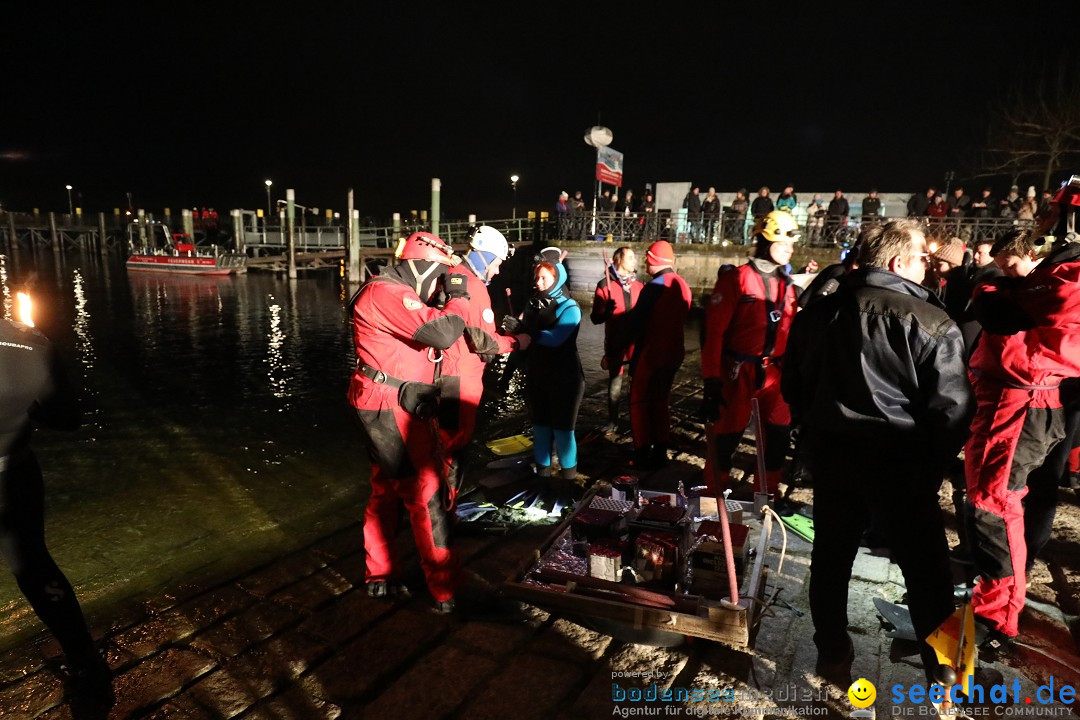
[347, 231, 471, 614]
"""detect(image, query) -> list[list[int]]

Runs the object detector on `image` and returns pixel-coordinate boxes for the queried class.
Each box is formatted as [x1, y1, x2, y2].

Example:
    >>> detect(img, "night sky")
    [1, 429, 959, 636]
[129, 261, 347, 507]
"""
[3, 5, 1076, 222]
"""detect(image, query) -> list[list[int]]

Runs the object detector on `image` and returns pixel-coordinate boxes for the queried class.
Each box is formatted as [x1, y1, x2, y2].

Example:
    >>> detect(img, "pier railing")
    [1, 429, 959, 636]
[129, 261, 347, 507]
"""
[0, 209, 1038, 256]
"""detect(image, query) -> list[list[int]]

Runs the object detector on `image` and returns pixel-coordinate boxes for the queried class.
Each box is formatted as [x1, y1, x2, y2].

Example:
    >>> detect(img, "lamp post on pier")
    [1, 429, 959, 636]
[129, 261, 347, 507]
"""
[510, 175, 519, 219]
[65, 185, 74, 217]
[264, 179, 273, 222]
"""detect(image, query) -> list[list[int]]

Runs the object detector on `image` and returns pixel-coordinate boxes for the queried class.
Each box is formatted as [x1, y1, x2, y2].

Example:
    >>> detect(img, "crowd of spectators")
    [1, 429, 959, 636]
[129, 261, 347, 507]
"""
[554, 181, 1052, 248]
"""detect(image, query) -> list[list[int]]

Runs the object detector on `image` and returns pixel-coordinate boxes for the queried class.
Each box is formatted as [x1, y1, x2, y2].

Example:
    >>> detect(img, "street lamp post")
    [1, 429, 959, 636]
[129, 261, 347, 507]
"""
[264, 179, 273, 223]
[65, 185, 74, 217]
[510, 175, 519, 219]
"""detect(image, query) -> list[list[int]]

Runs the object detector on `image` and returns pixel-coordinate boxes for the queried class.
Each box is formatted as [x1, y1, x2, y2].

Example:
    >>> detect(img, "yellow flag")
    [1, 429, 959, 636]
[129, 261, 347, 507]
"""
[926, 603, 976, 695]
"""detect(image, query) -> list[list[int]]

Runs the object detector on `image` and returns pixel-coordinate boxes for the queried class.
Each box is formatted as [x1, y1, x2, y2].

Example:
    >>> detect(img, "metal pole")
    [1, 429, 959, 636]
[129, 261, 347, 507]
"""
[431, 178, 441, 238]
[286, 188, 297, 280]
[98, 212, 108, 256]
[182, 209, 194, 242]
[231, 209, 245, 252]
[137, 209, 147, 247]
[593, 148, 601, 237]
[347, 188, 360, 283]
[49, 211, 60, 254]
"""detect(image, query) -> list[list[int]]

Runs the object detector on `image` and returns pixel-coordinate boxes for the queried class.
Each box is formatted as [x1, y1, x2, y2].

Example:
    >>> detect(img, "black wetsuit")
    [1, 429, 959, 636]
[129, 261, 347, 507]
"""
[0, 319, 100, 670]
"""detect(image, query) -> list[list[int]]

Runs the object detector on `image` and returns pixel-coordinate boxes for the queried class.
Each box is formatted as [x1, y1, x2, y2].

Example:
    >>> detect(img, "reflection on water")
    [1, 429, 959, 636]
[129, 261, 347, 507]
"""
[266, 295, 290, 401]
[0, 255, 11, 320]
[72, 269, 94, 374]
[0, 250, 366, 649]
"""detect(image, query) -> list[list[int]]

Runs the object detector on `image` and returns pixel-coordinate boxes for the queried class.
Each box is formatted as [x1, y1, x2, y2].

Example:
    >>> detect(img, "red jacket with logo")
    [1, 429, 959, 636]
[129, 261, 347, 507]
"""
[347, 275, 468, 411]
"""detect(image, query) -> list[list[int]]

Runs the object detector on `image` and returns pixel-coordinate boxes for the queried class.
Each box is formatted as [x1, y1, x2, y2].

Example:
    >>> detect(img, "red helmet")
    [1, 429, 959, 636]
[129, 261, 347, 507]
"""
[646, 240, 675, 267]
[396, 232, 455, 265]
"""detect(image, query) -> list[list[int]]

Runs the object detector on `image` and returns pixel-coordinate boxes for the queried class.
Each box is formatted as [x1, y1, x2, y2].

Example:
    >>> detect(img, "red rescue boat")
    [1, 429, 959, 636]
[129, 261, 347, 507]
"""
[126, 228, 246, 275]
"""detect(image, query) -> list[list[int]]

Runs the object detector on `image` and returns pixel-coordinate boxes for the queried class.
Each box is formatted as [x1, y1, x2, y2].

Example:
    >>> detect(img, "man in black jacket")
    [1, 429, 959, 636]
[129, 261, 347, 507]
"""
[825, 190, 849, 244]
[782, 219, 974, 684]
[683, 186, 702, 242]
[861, 189, 882, 221]
[908, 187, 935, 217]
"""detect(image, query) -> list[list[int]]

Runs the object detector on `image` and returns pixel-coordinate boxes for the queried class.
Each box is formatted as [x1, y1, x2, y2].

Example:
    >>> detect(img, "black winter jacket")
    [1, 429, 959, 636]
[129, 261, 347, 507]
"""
[781, 267, 974, 468]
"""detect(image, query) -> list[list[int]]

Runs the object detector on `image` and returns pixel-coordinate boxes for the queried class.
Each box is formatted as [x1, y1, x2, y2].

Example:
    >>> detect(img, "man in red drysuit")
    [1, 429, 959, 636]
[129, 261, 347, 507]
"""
[348, 231, 471, 613]
[615, 240, 692, 469]
[701, 210, 800, 496]
[965, 214, 1080, 655]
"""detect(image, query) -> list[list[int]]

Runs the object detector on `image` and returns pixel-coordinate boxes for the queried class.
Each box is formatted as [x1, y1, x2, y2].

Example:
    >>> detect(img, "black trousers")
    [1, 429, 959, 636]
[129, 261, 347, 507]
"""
[1024, 406, 1080, 569]
[0, 455, 99, 667]
[808, 452, 954, 680]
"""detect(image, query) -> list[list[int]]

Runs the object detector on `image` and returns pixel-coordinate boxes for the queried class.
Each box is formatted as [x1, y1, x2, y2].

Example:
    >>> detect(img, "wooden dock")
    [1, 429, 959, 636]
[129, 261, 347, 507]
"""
[246, 249, 395, 279]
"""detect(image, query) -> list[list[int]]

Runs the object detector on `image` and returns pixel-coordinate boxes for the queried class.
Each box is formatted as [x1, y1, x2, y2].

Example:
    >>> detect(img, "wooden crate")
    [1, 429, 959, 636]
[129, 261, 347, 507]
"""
[503, 488, 773, 648]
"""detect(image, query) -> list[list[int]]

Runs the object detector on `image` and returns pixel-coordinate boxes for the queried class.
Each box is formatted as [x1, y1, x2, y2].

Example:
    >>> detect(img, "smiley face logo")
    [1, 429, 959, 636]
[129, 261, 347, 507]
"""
[848, 678, 876, 708]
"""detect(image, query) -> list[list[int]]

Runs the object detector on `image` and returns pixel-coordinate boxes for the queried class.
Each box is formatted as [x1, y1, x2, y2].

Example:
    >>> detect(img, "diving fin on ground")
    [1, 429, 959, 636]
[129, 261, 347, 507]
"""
[486, 434, 533, 456]
[504, 488, 544, 510]
[779, 513, 814, 543]
[872, 596, 918, 642]
[486, 455, 531, 470]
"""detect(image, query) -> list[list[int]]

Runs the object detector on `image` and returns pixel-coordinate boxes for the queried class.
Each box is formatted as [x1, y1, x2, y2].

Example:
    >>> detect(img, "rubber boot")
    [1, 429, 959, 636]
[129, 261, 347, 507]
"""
[765, 470, 783, 498]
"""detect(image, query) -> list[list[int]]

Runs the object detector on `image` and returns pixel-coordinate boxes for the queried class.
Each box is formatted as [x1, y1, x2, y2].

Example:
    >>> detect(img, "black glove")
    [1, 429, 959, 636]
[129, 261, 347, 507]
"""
[444, 274, 470, 301]
[501, 315, 523, 335]
[700, 378, 725, 423]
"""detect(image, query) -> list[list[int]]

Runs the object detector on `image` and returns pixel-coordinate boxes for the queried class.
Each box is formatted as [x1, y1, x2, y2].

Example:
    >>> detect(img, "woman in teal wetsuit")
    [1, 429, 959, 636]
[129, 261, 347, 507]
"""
[518, 255, 585, 494]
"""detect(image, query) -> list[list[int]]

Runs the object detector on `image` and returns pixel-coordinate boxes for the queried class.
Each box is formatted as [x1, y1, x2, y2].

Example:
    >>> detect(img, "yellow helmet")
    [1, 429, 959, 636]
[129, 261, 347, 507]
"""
[754, 210, 801, 243]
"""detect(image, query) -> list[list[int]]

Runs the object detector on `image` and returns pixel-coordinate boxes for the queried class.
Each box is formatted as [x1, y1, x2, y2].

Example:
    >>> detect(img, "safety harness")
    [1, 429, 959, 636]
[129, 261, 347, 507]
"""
[723, 262, 792, 388]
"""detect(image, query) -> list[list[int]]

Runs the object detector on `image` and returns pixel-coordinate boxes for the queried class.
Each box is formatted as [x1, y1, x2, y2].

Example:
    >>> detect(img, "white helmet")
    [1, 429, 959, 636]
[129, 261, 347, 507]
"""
[469, 225, 511, 261]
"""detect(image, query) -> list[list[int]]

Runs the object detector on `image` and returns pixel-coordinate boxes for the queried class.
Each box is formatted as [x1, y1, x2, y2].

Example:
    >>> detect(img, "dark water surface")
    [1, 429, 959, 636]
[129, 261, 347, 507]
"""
[0, 248, 633, 649]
